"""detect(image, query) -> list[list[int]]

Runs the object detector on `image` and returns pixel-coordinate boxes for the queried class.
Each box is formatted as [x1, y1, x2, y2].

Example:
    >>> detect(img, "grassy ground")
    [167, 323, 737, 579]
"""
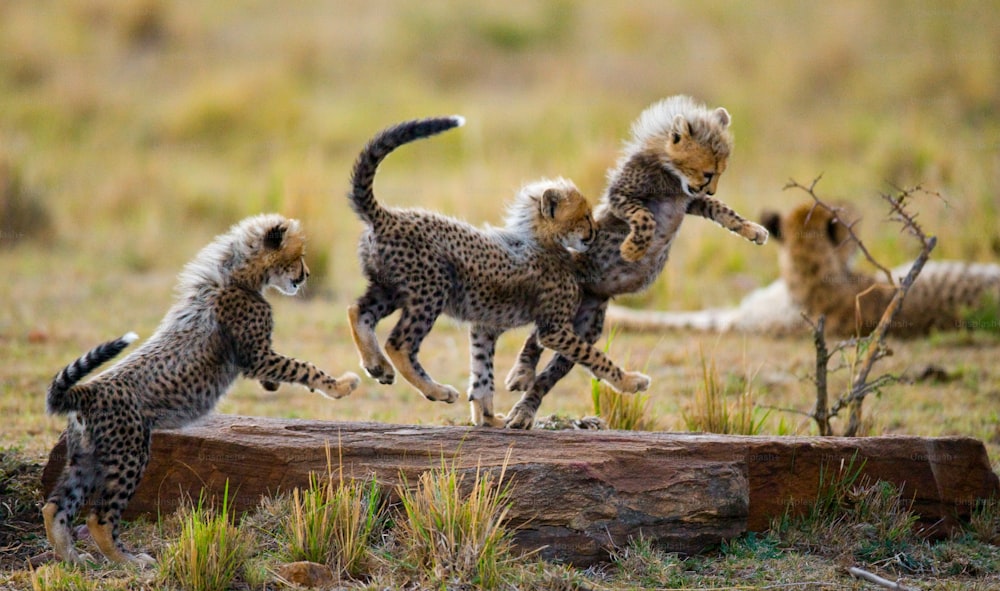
[2, 0, 1000, 588]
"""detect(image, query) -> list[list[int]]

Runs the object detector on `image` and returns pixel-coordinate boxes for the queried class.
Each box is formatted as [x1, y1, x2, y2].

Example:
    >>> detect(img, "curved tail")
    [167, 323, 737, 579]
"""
[349, 116, 465, 227]
[46, 332, 138, 415]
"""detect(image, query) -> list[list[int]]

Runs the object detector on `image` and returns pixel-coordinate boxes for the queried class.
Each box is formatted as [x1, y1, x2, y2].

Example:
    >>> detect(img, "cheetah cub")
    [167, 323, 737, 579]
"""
[504, 96, 769, 428]
[42, 214, 359, 566]
[611, 95, 768, 262]
[347, 117, 650, 426]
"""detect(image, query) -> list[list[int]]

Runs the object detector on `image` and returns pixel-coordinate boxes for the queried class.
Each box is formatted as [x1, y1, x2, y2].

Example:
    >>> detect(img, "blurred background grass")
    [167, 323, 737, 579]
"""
[2, 0, 999, 450]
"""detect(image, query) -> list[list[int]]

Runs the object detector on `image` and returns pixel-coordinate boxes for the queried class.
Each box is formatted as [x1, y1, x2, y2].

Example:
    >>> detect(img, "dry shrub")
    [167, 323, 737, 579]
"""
[0, 158, 53, 248]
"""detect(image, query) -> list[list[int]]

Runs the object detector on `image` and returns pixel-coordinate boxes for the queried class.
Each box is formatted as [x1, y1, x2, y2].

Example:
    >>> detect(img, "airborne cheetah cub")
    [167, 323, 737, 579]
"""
[504, 95, 769, 428]
[43, 214, 360, 566]
[611, 95, 768, 262]
[347, 117, 650, 426]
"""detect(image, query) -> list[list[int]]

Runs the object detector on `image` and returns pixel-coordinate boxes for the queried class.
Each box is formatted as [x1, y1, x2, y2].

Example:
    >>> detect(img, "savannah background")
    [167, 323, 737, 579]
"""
[2, 1, 1000, 589]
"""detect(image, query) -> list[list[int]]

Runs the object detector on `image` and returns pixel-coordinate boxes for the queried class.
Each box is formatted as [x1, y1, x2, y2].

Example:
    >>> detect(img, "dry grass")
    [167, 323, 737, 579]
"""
[393, 454, 516, 588]
[682, 350, 769, 435]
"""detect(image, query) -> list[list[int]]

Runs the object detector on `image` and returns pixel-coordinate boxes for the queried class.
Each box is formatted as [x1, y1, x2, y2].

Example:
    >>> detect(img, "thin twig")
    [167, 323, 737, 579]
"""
[759, 404, 813, 419]
[808, 315, 832, 436]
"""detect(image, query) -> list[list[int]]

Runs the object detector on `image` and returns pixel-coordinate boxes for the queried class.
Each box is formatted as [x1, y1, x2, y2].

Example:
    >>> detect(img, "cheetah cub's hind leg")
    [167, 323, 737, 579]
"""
[383, 299, 460, 404]
[43, 502, 93, 565]
[348, 302, 396, 384]
[504, 332, 543, 392]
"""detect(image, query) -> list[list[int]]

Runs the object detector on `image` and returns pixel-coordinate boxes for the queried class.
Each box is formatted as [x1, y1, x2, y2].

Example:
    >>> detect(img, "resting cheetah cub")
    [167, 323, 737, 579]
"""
[504, 96, 767, 428]
[346, 117, 650, 426]
[761, 202, 1000, 337]
[42, 214, 359, 566]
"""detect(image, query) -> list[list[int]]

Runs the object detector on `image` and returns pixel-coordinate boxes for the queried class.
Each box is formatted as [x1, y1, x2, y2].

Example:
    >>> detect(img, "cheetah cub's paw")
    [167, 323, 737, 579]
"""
[504, 365, 536, 392]
[469, 396, 504, 427]
[364, 360, 395, 385]
[424, 383, 461, 404]
[619, 235, 648, 263]
[315, 372, 361, 400]
[740, 222, 769, 245]
[504, 404, 537, 430]
[617, 371, 651, 394]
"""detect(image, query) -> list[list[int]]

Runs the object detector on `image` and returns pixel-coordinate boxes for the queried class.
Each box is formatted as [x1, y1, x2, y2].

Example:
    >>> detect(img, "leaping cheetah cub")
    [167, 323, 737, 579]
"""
[43, 214, 359, 566]
[503, 95, 768, 428]
[346, 117, 650, 426]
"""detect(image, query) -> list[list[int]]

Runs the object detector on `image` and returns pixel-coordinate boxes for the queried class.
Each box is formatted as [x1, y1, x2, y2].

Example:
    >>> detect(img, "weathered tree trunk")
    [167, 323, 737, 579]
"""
[42, 415, 998, 565]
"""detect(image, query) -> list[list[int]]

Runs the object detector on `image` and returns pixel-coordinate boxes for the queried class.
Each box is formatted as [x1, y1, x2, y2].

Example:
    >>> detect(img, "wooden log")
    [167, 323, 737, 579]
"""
[41, 415, 998, 565]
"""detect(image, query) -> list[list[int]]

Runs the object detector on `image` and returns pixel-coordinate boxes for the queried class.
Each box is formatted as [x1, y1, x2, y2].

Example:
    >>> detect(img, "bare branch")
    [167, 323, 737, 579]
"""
[788, 179, 937, 437]
[759, 404, 813, 419]
[841, 187, 936, 437]
[809, 315, 832, 436]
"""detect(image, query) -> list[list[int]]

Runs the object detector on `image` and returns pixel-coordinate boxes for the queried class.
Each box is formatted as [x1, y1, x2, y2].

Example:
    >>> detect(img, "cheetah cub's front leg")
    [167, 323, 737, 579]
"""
[250, 351, 360, 399]
[688, 195, 769, 246]
[620, 208, 657, 262]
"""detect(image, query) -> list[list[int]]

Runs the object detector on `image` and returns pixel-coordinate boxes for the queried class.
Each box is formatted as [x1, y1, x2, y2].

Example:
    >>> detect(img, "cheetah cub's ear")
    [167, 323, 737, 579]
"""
[713, 107, 731, 128]
[264, 224, 287, 250]
[759, 210, 783, 243]
[671, 115, 692, 144]
[827, 214, 852, 247]
[539, 188, 562, 220]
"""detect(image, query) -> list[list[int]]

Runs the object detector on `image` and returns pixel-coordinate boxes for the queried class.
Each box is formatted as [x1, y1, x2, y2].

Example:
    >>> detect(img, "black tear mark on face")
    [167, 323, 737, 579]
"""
[264, 224, 286, 250]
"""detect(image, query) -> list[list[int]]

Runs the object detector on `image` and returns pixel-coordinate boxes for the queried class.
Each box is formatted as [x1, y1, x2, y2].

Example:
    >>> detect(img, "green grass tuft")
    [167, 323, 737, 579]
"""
[282, 445, 386, 579]
[158, 481, 250, 591]
[590, 328, 658, 430]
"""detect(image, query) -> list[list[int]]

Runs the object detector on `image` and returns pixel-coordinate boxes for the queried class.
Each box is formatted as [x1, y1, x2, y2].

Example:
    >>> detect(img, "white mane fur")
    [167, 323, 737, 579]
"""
[627, 95, 700, 149]
[619, 95, 732, 164]
[149, 213, 298, 335]
[174, 213, 296, 297]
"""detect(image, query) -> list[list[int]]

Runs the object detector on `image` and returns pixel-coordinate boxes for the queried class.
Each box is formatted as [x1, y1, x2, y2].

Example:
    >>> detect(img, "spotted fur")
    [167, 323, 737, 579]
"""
[761, 203, 1000, 337]
[503, 96, 767, 429]
[346, 117, 649, 426]
[42, 214, 360, 566]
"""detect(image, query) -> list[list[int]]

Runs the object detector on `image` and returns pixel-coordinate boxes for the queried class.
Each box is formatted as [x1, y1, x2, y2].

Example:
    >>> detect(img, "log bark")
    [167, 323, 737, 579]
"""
[41, 415, 998, 565]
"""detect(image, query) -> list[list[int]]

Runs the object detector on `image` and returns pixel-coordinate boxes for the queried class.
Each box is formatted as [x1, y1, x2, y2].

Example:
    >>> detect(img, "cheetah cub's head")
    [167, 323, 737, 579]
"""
[630, 95, 734, 197]
[760, 202, 861, 274]
[262, 220, 309, 296]
[511, 177, 596, 253]
[234, 213, 309, 296]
